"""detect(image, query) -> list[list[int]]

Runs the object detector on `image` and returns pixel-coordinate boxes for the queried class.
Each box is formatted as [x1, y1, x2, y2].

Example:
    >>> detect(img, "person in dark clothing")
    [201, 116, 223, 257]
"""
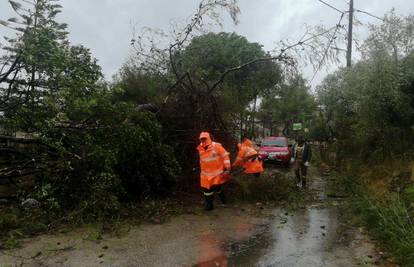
[291, 135, 312, 188]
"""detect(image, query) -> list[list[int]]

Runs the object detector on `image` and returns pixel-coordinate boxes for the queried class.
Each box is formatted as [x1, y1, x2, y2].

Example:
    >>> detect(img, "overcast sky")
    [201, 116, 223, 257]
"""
[1, 0, 413, 86]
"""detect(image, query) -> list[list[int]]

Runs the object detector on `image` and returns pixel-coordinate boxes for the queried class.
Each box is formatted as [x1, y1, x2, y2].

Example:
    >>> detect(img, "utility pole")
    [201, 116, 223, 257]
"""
[346, 0, 353, 68]
[250, 92, 257, 140]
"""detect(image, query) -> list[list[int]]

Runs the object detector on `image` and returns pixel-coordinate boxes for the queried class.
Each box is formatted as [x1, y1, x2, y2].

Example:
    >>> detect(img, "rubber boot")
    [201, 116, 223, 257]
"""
[295, 172, 301, 187]
[301, 176, 307, 188]
[204, 195, 214, 211]
[217, 191, 226, 204]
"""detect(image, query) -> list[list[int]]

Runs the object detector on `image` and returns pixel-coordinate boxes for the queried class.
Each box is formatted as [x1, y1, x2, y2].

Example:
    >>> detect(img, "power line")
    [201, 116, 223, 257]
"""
[310, 13, 345, 84]
[315, 0, 384, 72]
[317, 0, 345, 14]
[354, 9, 384, 21]
[316, 0, 383, 22]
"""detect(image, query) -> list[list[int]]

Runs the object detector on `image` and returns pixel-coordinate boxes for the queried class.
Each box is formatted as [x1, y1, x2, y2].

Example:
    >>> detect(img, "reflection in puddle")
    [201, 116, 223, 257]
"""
[194, 222, 260, 267]
[195, 231, 228, 267]
[195, 256, 228, 267]
[194, 207, 339, 267]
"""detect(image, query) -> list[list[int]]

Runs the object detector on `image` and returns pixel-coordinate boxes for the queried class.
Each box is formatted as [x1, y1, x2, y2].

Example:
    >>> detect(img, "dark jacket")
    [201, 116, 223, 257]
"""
[292, 143, 312, 162]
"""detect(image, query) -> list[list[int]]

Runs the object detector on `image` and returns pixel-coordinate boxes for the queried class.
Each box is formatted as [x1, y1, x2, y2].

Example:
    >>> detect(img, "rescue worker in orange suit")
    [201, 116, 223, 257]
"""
[197, 132, 231, 211]
[232, 138, 263, 177]
[291, 135, 312, 188]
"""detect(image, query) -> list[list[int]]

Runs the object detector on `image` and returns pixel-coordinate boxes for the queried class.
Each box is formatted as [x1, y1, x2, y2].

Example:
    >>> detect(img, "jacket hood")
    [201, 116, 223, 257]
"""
[241, 139, 254, 148]
[198, 132, 212, 150]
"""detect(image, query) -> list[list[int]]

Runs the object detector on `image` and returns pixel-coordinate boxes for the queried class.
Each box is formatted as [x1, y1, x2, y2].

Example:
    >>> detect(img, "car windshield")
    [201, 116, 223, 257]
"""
[262, 139, 287, 147]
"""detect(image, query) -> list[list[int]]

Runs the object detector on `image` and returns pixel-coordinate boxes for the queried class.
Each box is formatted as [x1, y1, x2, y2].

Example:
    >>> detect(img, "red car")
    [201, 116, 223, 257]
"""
[258, 136, 292, 167]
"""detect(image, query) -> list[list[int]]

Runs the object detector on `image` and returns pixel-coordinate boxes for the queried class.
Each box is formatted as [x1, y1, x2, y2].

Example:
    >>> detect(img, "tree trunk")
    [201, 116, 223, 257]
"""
[270, 121, 273, 136]
[239, 112, 244, 142]
[262, 120, 265, 139]
[250, 93, 257, 139]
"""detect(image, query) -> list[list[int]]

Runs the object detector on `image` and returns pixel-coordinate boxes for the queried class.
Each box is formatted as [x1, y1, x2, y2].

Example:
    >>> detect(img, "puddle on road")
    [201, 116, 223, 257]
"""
[194, 206, 343, 267]
[193, 169, 367, 267]
[232, 208, 340, 266]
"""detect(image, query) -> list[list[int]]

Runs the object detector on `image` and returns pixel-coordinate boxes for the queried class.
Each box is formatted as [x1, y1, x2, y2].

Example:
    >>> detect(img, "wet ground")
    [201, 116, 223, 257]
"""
[0, 168, 390, 267]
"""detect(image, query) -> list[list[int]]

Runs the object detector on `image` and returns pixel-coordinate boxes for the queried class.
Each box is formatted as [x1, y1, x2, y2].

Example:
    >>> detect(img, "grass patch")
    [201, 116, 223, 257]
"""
[83, 224, 104, 242]
[4, 230, 23, 249]
[352, 193, 414, 266]
[333, 170, 414, 267]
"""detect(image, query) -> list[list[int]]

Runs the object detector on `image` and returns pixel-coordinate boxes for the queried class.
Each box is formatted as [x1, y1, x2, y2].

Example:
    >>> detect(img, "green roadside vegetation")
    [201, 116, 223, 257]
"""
[316, 12, 414, 265]
[327, 162, 414, 267]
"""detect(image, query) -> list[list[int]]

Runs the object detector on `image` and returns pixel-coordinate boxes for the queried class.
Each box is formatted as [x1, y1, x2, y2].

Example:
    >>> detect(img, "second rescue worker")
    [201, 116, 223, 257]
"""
[232, 137, 263, 177]
[197, 132, 231, 211]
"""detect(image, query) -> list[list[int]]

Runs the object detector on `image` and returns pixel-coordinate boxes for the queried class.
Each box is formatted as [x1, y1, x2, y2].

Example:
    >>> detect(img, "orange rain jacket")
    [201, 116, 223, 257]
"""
[233, 139, 263, 174]
[197, 132, 231, 189]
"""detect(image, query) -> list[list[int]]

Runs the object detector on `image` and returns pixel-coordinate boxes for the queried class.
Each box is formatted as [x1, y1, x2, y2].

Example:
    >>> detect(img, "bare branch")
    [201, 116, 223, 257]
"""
[209, 55, 292, 94]
[310, 13, 345, 83]
[0, 56, 20, 82]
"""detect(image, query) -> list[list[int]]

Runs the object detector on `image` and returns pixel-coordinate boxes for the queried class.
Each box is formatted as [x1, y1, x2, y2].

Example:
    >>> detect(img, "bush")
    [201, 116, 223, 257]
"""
[0, 0, 181, 223]
[316, 13, 414, 162]
[29, 99, 180, 219]
[353, 192, 414, 266]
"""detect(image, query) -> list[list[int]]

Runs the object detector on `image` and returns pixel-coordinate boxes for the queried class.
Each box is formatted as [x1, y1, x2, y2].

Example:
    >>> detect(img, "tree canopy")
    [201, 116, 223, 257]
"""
[316, 12, 414, 160]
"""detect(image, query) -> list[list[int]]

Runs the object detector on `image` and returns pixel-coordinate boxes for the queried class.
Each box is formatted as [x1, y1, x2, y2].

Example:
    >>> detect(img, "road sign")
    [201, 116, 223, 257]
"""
[293, 123, 302, 131]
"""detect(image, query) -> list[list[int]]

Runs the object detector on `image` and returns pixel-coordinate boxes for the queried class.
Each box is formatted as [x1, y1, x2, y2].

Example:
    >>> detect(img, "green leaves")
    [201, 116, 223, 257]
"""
[171, 32, 281, 129]
[259, 74, 316, 137]
[0, 19, 10, 27]
[1, 0, 180, 219]
[176, 32, 268, 84]
[8, 1, 22, 12]
[317, 12, 414, 160]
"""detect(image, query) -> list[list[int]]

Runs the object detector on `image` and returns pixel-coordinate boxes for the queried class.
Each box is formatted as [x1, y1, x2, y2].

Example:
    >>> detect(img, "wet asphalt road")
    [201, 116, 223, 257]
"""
[0, 168, 381, 267]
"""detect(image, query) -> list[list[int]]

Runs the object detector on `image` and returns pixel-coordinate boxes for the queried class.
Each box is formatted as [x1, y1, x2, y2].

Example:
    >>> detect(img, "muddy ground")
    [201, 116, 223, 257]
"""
[0, 167, 393, 267]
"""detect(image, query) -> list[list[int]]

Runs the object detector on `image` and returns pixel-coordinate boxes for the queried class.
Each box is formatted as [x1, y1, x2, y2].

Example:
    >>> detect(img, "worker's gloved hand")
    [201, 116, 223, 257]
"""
[290, 157, 295, 163]
[304, 161, 310, 167]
